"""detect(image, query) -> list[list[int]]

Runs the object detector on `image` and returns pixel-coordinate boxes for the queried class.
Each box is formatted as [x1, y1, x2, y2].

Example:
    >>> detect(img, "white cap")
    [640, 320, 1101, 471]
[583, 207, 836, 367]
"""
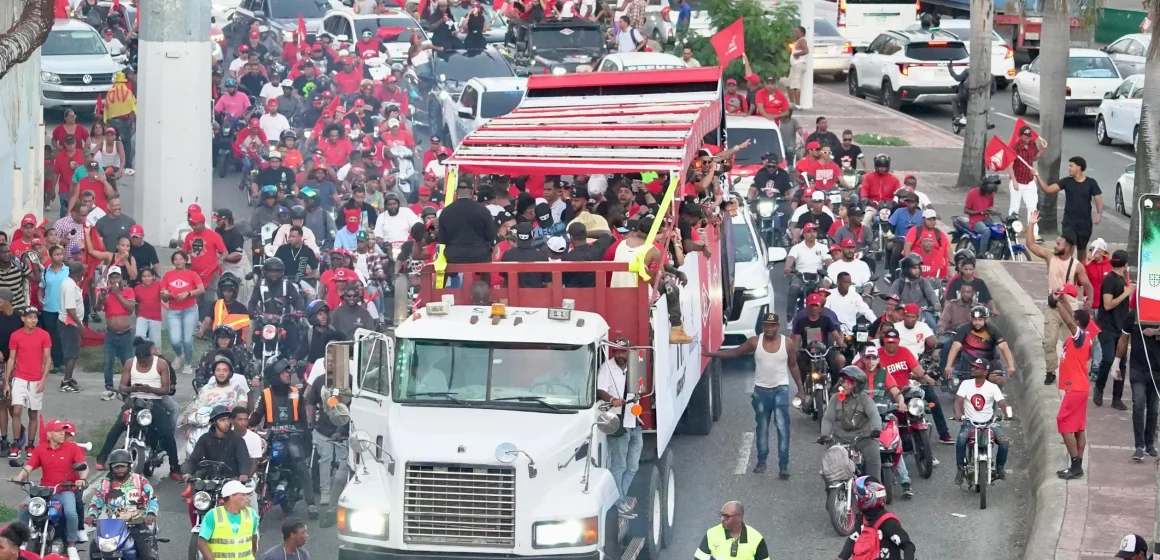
[1089, 237, 1108, 254]
[547, 236, 567, 253]
[922, 208, 937, 219]
[221, 480, 253, 497]
[810, 191, 825, 201]
[387, 118, 400, 128]
[587, 174, 608, 197]
[107, 266, 122, 276]
[863, 346, 879, 357]
[280, 79, 293, 87]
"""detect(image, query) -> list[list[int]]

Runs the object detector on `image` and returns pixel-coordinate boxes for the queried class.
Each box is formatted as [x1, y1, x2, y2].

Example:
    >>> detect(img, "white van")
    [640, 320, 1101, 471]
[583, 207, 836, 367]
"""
[724, 208, 780, 348]
[838, 0, 919, 49]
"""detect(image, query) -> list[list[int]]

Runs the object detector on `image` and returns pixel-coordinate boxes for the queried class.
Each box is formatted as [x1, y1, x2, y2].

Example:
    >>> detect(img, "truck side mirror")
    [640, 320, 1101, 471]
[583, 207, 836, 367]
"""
[626, 348, 647, 396]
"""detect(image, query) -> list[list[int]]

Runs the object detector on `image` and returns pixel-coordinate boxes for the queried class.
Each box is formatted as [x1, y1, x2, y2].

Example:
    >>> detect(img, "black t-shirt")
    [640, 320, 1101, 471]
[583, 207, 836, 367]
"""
[1097, 272, 1130, 333]
[128, 242, 159, 286]
[1123, 311, 1160, 377]
[945, 275, 991, 304]
[255, 167, 296, 193]
[217, 227, 245, 256]
[954, 323, 1005, 362]
[0, 313, 22, 360]
[561, 234, 615, 288]
[273, 243, 319, 278]
[500, 246, 550, 288]
[792, 314, 839, 345]
[831, 143, 863, 172]
[308, 374, 352, 438]
[752, 168, 792, 196]
[806, 130, 842, 150]
[796, 211, 834, 235]
[239, 73, 267, 97]
[1058, 176, 1102, 234]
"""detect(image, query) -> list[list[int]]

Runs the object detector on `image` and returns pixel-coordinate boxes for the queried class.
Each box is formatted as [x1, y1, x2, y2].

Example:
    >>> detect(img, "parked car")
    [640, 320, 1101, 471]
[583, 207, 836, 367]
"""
[594, 51, 685, 72]
[811, 16, 854, 80]
[1095, 74, 1143, 149]
[320, 10, 428, 64]
[41, 19, 124, 111]
[1114, 163, 1135, 217]
[723, 208, 778, 349]
[836, 0, 920, 49]
[1102, 33, 1150, 78]
[420, 47, 517, 139]
[222, 0, 341, 49]
[904, 18, 1015, 89]
[847, 29, 967, 109]
[1011, 48, 1122, 118]
[442, 77, 527, 147]
[505, 18, 606, 75]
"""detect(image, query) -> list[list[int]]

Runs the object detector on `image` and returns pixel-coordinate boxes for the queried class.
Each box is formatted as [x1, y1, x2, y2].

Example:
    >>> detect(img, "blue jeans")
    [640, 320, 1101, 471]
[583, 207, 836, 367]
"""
[167, 306, 198, 363]
[103, 330, 135, 389]
[59, 196, 68, 219]
[18, 491, 79, 543]
[973, 221, 992, 255]
[607, 426, 643, 503]
[896, 449, 910, 485]
[955, 421, 1008, 468]
[1089, 335, 1102, 379]
[752, 385, 791, 470]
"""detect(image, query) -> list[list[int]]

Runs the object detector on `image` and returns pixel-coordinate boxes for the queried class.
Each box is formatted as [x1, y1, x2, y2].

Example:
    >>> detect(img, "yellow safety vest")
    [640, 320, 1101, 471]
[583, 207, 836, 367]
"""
[213, 300, 251, 331]
[693, 524, 766, 560]
[206, 506, 256, 560]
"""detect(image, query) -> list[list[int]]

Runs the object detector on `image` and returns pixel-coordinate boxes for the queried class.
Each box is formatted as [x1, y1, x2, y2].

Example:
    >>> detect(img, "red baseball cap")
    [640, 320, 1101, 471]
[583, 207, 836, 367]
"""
[806, 293, 824, 307]
[312, 43, 323, 52]
[129, 224, 144, 238]
[250, 30, 260, 39]
[726, 78, 737, 85]
[883, 332, 901, 343]
[1055, 284, 1079, 298]
[61, 421, 76, 435]
[902, 303, 921, 315]
[44, 419, 66, 433]
[801, 188, 815, 198]
[188, 211, 206, 224]
[187, 204, 202, 214]
[745, 74, 760, 84]
[840, 238, 856, 248]
[418, 186, 432, 195]
[20, 214, 37, 227]
[806, 141, 822, 150]
[802, 223, 818, 232]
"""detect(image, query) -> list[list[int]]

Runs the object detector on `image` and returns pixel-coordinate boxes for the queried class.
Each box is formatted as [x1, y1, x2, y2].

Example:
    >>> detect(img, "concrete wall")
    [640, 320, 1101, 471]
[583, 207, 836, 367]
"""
[0, 4, 47, 234]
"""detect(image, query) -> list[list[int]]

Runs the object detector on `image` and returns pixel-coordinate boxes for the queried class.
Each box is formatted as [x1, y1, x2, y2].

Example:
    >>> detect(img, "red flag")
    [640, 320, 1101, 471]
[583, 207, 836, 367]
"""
[94, 94, 105, 120]
[415, 0, 430, 20]
[390, 0, 407, 6]
[492, 0, 505, 11]
[54, 0, 70, 18]
[112, 0, 121, 12]
[297, 15, 308, 51]
[1007, 116, 1040, 147]
[709, 18, 745, 67]
[984, 136, 1017, 172]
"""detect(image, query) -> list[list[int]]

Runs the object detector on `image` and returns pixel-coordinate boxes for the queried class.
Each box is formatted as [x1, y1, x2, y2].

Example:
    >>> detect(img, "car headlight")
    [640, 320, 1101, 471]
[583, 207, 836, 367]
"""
[98, 536, 119, 553]
[757, 201, 774, 217]
[338, 508, 388, 537]
[27, 497, 47, 517]
[533, 517, 599, 548]
[908, 398, 925, 417]
[1011, 220, 1024, 233]
[193, 491, 214, 511]
[551, 66, 567, 75]
[743, 286, 768, 300]
[136, 409, 153, 426]
[41, 72, 60, 84]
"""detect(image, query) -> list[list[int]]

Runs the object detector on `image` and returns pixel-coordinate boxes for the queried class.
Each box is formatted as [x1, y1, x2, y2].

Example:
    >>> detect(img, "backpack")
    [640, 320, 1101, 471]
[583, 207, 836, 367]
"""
[851, 512, 898, 560]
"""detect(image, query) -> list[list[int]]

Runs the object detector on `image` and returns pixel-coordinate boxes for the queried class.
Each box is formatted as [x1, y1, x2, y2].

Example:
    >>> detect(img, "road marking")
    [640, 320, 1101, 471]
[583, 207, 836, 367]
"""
[734, 432, 754, 475]
[993, 111, 1040, 128]
[1113, 151, 1136, 161]
[1089, 444, 1137, 451]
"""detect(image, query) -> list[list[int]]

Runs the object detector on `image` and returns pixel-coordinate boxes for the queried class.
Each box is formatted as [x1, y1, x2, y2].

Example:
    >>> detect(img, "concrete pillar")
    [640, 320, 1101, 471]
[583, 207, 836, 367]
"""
[134, 0, 213, 247]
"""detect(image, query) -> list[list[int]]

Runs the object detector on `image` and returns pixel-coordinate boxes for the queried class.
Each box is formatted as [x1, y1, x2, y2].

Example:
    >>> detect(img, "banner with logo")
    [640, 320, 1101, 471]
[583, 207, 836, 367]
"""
[1137, 193, 1160, 324]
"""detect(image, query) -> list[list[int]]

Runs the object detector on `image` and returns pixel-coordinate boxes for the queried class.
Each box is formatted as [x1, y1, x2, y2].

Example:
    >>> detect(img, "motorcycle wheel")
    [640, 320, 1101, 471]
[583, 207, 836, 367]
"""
[880, 462, 895, 505]
[826, 486, 857, 536]
[951, 118, 964, 135]
[216, 153, 228, 178]
[189, 532, 205, 560]
[912, 432, 934, 479]
[978, 459, 989, 509]
[132, 448, 149, 475]
[812, 387, 826, 424]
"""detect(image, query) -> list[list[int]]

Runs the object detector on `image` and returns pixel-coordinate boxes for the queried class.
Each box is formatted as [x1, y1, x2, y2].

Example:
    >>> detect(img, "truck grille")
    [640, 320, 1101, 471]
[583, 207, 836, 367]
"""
[59, 73, 114, 86]
[403, 463, 516, 547]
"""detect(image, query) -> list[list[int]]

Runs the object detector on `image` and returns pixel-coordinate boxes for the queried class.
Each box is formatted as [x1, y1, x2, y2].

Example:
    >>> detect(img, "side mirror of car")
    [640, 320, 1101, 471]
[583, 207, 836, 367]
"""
[1104, 91, 1115, 99]
[767, 247, 788, 263]
[457, 107, 474, 120]
[1020, 64, 1029, 71]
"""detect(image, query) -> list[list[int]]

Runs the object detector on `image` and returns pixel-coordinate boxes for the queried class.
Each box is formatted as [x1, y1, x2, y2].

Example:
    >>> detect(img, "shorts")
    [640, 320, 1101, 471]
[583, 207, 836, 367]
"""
[60, 323, 81, 360]
[11, 378, 44, 411]
[1057, 390, 1089, 433]
[788, 62, 806, 89]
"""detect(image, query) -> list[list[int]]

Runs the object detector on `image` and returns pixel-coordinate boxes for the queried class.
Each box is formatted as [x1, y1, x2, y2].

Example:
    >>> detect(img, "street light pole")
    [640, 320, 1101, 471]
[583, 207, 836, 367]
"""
[800, 0, 815, 110]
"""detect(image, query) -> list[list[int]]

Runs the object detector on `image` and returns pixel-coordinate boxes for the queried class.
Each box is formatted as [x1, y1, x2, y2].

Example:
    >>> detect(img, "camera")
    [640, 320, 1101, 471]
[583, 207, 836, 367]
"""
[1046, 294, 1058, 308]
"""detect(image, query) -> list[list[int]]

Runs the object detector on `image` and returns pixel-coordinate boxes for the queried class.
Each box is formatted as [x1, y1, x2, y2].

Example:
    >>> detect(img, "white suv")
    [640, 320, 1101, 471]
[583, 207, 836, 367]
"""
[847, 29, 969, 109]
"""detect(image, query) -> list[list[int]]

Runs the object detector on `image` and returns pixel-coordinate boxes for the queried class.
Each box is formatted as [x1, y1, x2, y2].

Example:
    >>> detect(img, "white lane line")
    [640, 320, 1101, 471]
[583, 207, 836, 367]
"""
[734, 432, 755, 475]
[993, 111, 1040, 128]
[1113, 151, 1136, 161]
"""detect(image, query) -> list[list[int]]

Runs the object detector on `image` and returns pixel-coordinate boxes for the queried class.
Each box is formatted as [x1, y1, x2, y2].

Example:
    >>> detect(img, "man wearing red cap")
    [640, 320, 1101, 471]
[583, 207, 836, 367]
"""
[13, 418, 87, 560]
[410, 184, 442, 215]
[1050, 293, 1092, 478]
[181, 213, 227, 325]
[793, 141, 822, 184]
[127, 225, 159, 286]
[791, 291, 845, 377]
[723, 79, 748, 115]
[374, 76, 410, 116]
[10, 215, 41, 258]
[878, 327, 947, 443]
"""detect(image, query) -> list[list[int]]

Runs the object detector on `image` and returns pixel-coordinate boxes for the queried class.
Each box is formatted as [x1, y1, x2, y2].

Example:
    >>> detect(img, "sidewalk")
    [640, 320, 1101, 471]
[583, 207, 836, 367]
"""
[998, 261, 1153, 560]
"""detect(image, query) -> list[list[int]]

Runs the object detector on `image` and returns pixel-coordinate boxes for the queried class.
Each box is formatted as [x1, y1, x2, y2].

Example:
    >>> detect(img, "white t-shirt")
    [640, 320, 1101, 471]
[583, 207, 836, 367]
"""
[240, 429, 264, 459]
[956, 379, 1005, 423]
[228, 57, 247, 77]
[597, 360, 636, 429]
[788, 240, 830, 274]
[259, 82, 283, 101]
[424, 159, 447, 179]
[259, 114, 291, 144]
[616, 28, 643, 53]
[59, 278, 84, 322]
[893, 320, 935, 357]
[373, 207, 421, 244]
[196, 375, 251, 412]
[578, 0, 596, 17]
[827, 258, 872, 287]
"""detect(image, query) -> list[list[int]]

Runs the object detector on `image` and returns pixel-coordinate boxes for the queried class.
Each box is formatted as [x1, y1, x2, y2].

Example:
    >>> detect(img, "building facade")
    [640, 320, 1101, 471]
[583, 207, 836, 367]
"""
[0, 3, 47, 233]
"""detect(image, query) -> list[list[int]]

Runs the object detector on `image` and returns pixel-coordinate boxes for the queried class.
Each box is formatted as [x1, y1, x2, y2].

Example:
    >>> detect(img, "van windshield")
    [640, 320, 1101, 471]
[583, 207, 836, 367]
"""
[393, 339, 595, 409]
[43, 29, 108, 57]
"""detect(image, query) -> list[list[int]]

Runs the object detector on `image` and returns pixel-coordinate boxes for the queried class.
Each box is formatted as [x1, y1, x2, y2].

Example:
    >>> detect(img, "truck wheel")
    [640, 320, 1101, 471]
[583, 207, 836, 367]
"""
[630, 464, 662, 560]
[602, 509, 624, 558]
[679, 367, 713, 436]
[710, 360, 723, 422]
[657, 449, 676, 549]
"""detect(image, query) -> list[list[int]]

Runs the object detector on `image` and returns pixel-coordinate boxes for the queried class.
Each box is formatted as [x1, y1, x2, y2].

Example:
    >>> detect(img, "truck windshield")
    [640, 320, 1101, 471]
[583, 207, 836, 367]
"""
[728, 127, 784, 166]
[43, 29, 108, 57]
[480, 90, 524, 119]
[393, 339, 595, 408]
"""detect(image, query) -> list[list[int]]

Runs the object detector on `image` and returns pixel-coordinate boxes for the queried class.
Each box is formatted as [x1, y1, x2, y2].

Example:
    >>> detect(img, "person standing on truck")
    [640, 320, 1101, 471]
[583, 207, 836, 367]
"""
[703, 314, 805, 478]
[499, 223, 551, 289]
[597, 338, 642, 520]
[606, 216, 693, 344]
[439, 182, 498, 264]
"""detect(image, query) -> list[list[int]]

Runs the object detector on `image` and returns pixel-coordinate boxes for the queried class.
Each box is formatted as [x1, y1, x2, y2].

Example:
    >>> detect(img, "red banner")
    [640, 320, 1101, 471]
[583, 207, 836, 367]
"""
[297, 15, 308, 51]
[1007, 116, 1040, 147]
[709, 18, 745, 67]
[984, 136, 1016, 172]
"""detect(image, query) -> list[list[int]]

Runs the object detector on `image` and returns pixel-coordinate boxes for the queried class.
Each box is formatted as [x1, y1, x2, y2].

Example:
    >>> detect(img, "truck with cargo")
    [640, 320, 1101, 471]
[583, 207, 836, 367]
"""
[917, 0, 1086, 61]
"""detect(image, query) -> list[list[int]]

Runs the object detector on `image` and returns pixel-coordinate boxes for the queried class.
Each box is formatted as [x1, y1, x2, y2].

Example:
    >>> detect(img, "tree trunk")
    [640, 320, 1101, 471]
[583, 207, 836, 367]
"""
[1033, 0, 1072, 235]
[955, 0, 994, 189]
[0, 0, 54, 80]
[1128, 0, 1160, 262]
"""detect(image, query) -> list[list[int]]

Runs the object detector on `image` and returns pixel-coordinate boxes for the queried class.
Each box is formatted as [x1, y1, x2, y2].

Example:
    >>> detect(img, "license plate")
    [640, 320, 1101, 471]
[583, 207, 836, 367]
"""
[829, 194, 843, 204]
[876, 16, 888, 22]
[1084, 106, 1099, 115]
[856, 332, 868, 342]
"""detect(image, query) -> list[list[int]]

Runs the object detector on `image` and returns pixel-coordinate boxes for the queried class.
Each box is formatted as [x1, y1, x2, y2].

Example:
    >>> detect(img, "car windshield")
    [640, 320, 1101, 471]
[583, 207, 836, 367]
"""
[393, 339, 595, 408]
[1068, 56, 1118, 78]
[43, 29, 108, 56]
[733, 222, 759, 262]
[905, 42, 969, 61]
[728, 127, 784, 166]
[480, 90, 524, 118]
[420, 52, 513, 84]
[814, 18, 841, 37]
[530, 26, 604, 50]
[269, 0, 330, 19]
[353, 17, 425, 43]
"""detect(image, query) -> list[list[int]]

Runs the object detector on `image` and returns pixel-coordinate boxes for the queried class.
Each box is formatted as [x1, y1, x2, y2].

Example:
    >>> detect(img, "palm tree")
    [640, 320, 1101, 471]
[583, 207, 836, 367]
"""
[1029, 0, 1073, 235]
[1128, 0, 1159, 261]
[955, 0, 994, 189]
[0, 0, 54, 80]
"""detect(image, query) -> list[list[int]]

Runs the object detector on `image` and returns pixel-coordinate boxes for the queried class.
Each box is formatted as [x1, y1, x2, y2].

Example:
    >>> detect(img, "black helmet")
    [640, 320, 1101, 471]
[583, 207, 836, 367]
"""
[263, 257, 285, 274]
[107, 449, 133, 468]
[209, 405, 232, 423]
[953, 249, 976, 268]
[971, 305, 990, 319]
[873, 154, 891, 170]
[212, 355, 234, 371]
[212, 325, 237, 342]
[280, 129, 298, 140]
[839, 365, 868, 392]
[290, 205, 307, 220]
[218, 273, 240, 292]
[902, 254, 923, 278]
[980, 175, 1001, 195]
[276, 205, 290, 216]
[265, 359, 291, 383]
[306, 300, 330, 326]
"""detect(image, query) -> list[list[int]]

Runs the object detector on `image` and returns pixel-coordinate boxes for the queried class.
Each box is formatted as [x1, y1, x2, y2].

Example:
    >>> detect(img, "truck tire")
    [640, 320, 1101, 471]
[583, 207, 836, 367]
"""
[630, 464, 663, 560]
[602, 509, 624, 559]
[679, 369, 713, 436]
[710, 360, 723, 422]
[657, 448, 676, 549]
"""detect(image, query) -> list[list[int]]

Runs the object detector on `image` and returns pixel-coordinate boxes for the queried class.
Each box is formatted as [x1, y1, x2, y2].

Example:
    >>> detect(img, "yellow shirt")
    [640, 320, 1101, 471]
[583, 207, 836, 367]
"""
[104, 84, 137, 121]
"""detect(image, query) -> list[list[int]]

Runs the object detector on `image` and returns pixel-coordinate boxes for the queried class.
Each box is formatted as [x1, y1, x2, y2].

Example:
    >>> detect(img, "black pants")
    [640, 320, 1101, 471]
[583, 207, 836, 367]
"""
[1094, 330, 1125, 401]
[41, 312, 63, 368]
[663, 282, 682, 327]
[97, 402, 180, 470]
[128, 524, 157, 560]
[286, 438, 317, 506]
[861, 255, 877, 274]
[1131, 372, 1159, 449]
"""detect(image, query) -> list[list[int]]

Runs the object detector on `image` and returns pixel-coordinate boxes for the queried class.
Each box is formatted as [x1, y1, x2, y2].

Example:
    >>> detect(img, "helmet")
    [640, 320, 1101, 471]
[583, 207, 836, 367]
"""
[307, 299, 331, 317]
[107, 449, 133, 469]
[901, 254, 923, 276]
[838, 365, 868, 392]
[980, 174, 1002, 195]
[212, 325, 237, 341]
[218, 272, 240, 291]
[212, 355, 234, 371]
[276, 205, 290, 215]
[953, 249, 976, 269]
[971, 305, 990, 319]
[290, 205, 307, 220]
[384, 192, 401, 203]
[260, 185, 278, 198]
[873, 154, 890, 170]
[223, 78, 237, 87]
[263, 257, 285, 274]
[280, 129, 297, 140]
[209, 405, 232, 423]
[300, 188, 318, 200]
[265, 359, 291, 383]
[854, 476, 887, 511]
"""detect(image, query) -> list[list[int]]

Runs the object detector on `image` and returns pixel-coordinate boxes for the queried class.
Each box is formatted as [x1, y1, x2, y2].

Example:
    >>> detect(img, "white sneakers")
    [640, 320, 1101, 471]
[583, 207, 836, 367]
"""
[172, 356, 184, 373]
[76, 526, 89, 543]
[68, 546, 81, 560]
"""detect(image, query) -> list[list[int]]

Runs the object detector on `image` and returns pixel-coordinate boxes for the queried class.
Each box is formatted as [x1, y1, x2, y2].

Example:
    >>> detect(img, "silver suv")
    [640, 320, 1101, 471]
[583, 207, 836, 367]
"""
[41, 18, 124, 110]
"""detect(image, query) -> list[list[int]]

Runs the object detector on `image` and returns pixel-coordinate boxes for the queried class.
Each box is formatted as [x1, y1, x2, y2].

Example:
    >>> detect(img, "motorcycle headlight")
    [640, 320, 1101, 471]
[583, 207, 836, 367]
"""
[193, 491, 214, 511]
[136, 409, 153, 426]
[339, 508, 388, 537]
[41, 72, 60, 84]
[757, 201, 774, 217]
[98, 536, 120, 553]
[533, 517, 599, 548]
[907, 398, 925, 417]
[1011, 220, 1024, 233]
[810, 372, 822, 381]
[879, 208, 891, 221]
[27, 497, 47, 517]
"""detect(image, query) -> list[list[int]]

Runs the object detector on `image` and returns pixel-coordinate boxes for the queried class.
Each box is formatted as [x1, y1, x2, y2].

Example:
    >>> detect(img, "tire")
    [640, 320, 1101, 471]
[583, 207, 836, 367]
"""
[848, 69, 864, 98]
[1011, 87, 1027, 115]
[216, 152, 228, 178]
[1013, 249, 1031, 262]
[978, 459, 989, 509]
[812, 386, 827, 425]
[1117, 184, 1126, 215]
[602, 510, 624, 559]
[995, 77, 1009, 90]
[881, 80, 900, 110]
[951, 118, 964, 135]
[955, 237, 973, 255]
[630, 464, 663, 560]
[880, 461, 895, 505]
[1096, 116, 1113, 145]
[912, 431, 933, 479]
[189, 532, 204, 560]
[710, 360, 723, 422]
[132, 447, 148, 475]
[678, 368, 713, 436]
[826, 486, 858, 536]
[657, 449, 676, 549]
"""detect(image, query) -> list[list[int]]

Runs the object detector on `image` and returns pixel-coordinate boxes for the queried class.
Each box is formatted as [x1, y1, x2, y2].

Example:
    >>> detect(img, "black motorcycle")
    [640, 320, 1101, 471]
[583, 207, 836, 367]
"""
[119, 397, 169, 477]
[797, 340, 832, 426]
[187, 460, 230, 560]
[213, 112, 241, 178]
[790, 270, 824, 317]
[258, 427, 310, 516]
[751, 186, 789, 249]
[251, 311, 300, 374]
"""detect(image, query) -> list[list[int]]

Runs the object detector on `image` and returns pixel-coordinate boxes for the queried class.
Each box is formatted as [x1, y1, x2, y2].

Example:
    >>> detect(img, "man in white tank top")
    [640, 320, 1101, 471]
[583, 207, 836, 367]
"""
[704, 314, 804, 478]
[1025, 211, 1094, 385]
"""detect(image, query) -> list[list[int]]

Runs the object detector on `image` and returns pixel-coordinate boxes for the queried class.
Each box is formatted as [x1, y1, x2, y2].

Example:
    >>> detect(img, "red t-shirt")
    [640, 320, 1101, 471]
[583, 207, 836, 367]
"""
[859, 171, 901, 204]
[10, 328, 51, 382]
[105, 287, 135, 317]
[76, 177, 109, 210]
[904, 226, 947, 249]
[963, 188, 994, 227]
[182, 229, 226, 284]
[10, 234, 36, 257]
[162, 269, 202, 311]
[379, 129, 415, 150]
[1058, 329, 1091, 393]
[753, 88, 789, 119]
[26, 441, 85, 488]
[524, 176, 545, 199]
[321, 267, 357, 309]
[914, 247, 948, 279]
[332, 70, 363, 94]
[318, 138, 354, 168]
[804, 161, 841, 190]
[877, 346, 919, 388]
[52, 149, 85, 194]
[134, 282, 162, 321]
[51, 125, 88, 148]
[409, 200, 442, 215]
[724, 92, 749, 114]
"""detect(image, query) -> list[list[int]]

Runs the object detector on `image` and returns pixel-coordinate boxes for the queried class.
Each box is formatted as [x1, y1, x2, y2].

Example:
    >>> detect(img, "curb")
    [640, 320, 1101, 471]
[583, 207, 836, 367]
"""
[809, 87, 965, 148]
[976, 261, 1066, 560]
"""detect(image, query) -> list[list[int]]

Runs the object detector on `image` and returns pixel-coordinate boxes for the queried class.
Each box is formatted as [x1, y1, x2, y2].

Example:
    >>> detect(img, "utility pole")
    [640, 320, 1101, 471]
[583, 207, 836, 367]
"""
[134, 0, 213, 246]
[800, 0, 815, 109]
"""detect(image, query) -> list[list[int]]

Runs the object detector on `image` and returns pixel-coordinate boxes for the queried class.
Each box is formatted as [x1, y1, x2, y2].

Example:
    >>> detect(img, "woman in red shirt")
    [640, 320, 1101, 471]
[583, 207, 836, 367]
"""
[134, 268, 163, 348]
[160, 251, 204, 374]
[50, 109, 88, 150]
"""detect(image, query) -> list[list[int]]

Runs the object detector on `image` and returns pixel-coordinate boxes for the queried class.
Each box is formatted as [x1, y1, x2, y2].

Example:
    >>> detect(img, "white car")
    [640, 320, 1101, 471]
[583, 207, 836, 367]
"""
[904, 19, 1015, 89]
[723, 209, 779, 349]
[1096, 74, 1143, 149]
[1011, 48, 1122, 118]
[319, 10, 428, 63]
[725, 114, 787, 195]
[847, 29, 968, 109]
[40, 19, 123, 110]
[594, 52, 685, 72]
[642, 0, 714, 44]
[1114, 164, 1136, 217]
[1102, 33, 1150, 78]
[444, 77, 527, 147]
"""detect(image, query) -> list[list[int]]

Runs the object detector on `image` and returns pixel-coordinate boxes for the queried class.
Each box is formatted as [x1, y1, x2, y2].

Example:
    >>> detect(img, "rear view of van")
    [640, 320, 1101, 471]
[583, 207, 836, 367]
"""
[837, 0, 919, 48]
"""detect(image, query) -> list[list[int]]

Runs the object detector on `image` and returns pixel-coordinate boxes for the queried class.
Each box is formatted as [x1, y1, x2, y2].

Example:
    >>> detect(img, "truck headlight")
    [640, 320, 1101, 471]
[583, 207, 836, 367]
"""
[193, 491, 214, 511]
[338, 507, 388, 537]
[743, 287, 768, 300]
[533, 517, 599, 548]
[41, 72, 61, 84]
[136, 409, 153, 426]
[27, 497, 47, 517]
[757, 201, 774, 217]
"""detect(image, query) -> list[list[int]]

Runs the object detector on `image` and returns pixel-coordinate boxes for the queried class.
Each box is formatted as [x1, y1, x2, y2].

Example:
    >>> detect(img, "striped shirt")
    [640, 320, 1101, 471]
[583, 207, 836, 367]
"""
[0, 263, 29, 309]
[53, 215, 86, 255]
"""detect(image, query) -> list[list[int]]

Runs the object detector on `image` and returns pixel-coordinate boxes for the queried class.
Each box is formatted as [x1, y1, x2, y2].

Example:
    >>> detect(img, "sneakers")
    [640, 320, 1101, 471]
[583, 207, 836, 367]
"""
[172, 356, 184, 373]
[954, 466, 964, 485]
[994, 468, 1006, 480]
[182, 364, 194, 375]
[1057, 466, 1083, 480]
[1134, 447, 1146, 461]
[7, 446, 20, 459]
[93, 462, 106, 471]
[60, 379, 80, 393]
[778, 470, 790, 480]
[67, 546, 81, 560]
[100, 386, 117, 401]
[1093, 390, 1104, 407]
[76, 526, 88, 543]
[616, 501, 637, 519]
[1147, 446, 1158, 458]
[669, 325, 693, 345]
[901, 483, 913, 499]
[932, 458, 940, 467]
[752, 461, 767, 474]
[307, 504, 319, 520]
[1044, 372, 1057, 385]
[1113, 400, 1129, 411]
[939, 435, 954, 445]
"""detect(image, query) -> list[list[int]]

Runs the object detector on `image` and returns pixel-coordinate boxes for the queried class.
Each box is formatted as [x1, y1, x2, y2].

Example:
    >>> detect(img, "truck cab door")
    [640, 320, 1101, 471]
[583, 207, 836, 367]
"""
[350, 329, 394, 422]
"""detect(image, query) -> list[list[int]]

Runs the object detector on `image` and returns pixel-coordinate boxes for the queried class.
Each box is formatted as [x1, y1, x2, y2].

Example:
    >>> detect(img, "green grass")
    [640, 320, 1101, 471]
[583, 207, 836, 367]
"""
[0, 505, 16, 523]
[854, 133, 910, 147]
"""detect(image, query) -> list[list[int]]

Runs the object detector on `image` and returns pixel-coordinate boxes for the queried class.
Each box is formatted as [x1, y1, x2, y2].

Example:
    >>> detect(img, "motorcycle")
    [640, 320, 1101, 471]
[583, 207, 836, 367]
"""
[389, 145, 418, 195]
[789, 270, 824, 317]
[896, 380, 935, 479]
[257, 427, 311, 516]
[794, 341, 832, 426]
[960, 413, 1010, 509]
[818, 436, 875, 536]
[870, 206, 893, 263]
[841, 169, 865, 193]
[120, 397, 170, 477]
[246, 220, 281, 288]
[875, 403, 903, 504]
[92, 517, 167, 560]
[950, 210, 1031, 261]
[213, 113, 241, 178]
[751, 187, 789, 249]
[14, 479, 80, 557]
[251, 311, 300, 373]
[186, 460, 231, 560]
[841, 315, 874, 365]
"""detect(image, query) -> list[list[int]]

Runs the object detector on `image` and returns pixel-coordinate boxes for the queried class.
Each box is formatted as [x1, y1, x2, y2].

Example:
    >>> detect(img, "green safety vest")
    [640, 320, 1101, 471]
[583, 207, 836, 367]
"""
[694, 524, 766, 560]
[870, 367, 891, 405]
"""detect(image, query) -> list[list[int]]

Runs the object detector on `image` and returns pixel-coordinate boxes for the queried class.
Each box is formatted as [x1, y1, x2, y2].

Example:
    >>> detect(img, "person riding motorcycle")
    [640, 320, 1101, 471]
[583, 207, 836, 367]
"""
[819, 366, 883, 484]
[943, 305, 1017, 387]
[748, 152, 793, 202]
[859, 154, 901, 207]
[180, 357, 251, 430]
[949, 59, 996, 126]
[209, 273, 250, 342]
[248, 360, 317, 518]
[294, 300, 342, 366]
[837, 476, 916, 560]
[272, 205, 322, 255]
[84, 449, 159, 560]
[194, 326, 253, 392]
[966, 175, 1002, 256]
[251, 185, 282, 232]
[302, 188, 338, 250]
[248, 257, 304, 362]
[182, 405, 252, 482]
[888, 255, 940, 329]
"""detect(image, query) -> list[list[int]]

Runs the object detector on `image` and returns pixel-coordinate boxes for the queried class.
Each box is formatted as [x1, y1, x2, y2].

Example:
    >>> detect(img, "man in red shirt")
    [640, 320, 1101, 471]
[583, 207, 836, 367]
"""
[13, 418, 87, 556]
[422, 136, 444, 170]
[753, 76, 790, 124]
[318, 125, 353, 169]
[181, 212, 227, 321]
[724, 79, 748, 115]
[913, 235, 948, 279]
[10, 214, 41, 257]
[859, 155, 901, 205]
[1008, 126, 1045, 242]
[373, 76, 409, 116]
[52, 136, 86, 219]
[879, 327, 950, 443]
[1053, 296, 1091, 479]
[963, 177, 999, 257]
[5, 306, 52, 456]
[72, 161, 113, 213]
[333, 57, 364, 94]
[378, 119, 414, 150]
[793, 142, 821, 185]
[903, 208, 949, 254]
[410, 184, 442, 215]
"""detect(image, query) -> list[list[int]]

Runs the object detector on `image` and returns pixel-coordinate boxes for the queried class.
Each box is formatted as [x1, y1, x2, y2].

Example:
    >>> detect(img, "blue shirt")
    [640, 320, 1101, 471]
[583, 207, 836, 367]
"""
[677, 2, 691, 26]
[40, 265, 69, 313]
[333, 227, 359, 251]
[532, 222, 565, 248]
[889, 207, 923, 236]
[306, 181, 338, 210]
